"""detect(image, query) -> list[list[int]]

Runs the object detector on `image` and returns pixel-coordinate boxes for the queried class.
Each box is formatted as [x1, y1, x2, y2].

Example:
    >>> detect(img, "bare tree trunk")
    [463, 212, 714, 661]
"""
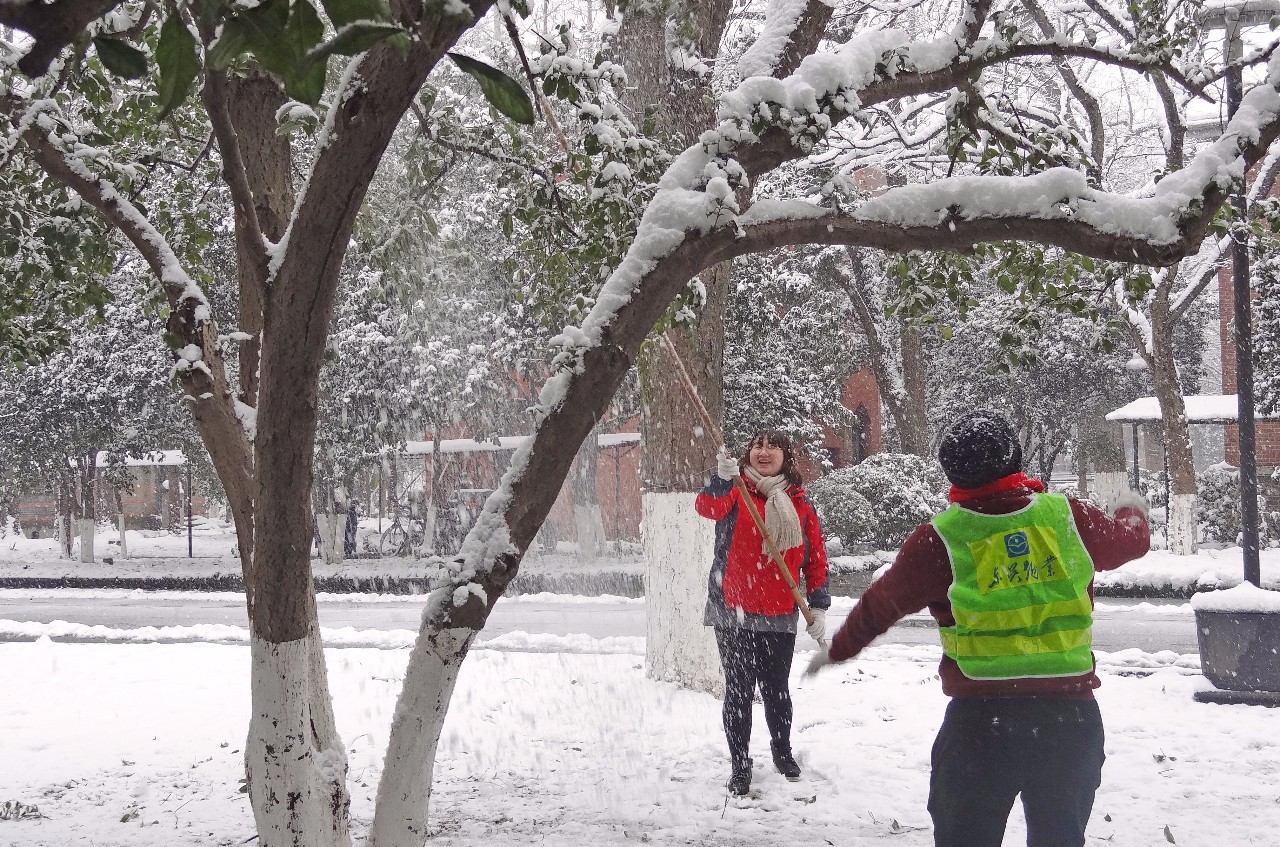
[315, 490, 346, 565]
[57, 467, 75, 559]
[572, 426, 606, 563]
[641, 265, 730, 697]
[1075, 437, 1089, 499]
[428, 425, 446, 554]
[367, 626, 474, 847]
[1080, 413, 1129, 510]
[114, 486, 128, 559]
[216, 65, 351, 847]
[245, 622, 348, 847]
[1147, 294, 1198, 554]
[899, 324, 930, 455]
[78, 453, 96, 563]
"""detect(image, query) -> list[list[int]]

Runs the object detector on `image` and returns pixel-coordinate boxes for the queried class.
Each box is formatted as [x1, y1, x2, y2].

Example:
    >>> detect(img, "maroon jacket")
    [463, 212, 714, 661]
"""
[827, 473, 1150, 698]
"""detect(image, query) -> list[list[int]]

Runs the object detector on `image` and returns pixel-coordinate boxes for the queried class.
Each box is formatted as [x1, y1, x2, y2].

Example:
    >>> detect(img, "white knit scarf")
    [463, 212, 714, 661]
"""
[743, 466, 804, 553]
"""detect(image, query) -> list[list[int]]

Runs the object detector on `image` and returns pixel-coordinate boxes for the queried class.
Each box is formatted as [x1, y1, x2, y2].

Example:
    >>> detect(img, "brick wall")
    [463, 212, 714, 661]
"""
[1218, 267, 1280, 467]
[799, 366, 884, 479]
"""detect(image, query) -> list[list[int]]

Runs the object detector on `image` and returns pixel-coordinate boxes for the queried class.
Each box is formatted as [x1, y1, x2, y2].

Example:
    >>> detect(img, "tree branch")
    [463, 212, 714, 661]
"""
[3, 0, 121, 77]
[201, 70, 272, 289]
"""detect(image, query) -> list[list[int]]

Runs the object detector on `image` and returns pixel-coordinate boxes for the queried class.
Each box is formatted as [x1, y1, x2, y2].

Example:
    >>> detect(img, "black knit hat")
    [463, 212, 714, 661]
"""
[936, 410, 1023, 490]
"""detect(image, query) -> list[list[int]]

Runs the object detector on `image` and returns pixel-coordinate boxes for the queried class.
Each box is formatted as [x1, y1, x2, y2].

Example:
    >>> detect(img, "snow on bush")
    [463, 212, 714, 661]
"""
[1197, 463, 1242, 545]
[808, 453, 947, 550]
[807, 483, 877, 549]
[1196, 463, 1272, 547]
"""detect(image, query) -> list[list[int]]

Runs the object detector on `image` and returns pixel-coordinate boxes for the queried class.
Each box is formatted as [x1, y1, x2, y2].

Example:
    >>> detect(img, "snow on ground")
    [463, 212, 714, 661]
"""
[1, 634, 1276, 847]
[4, 521, 1280, 845]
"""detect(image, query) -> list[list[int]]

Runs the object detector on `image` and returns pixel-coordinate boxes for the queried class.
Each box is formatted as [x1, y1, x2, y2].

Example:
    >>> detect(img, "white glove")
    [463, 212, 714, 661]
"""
[805, 608, 827, 645]
[803, 649, 832, 678]
[716, 450, 739, 480]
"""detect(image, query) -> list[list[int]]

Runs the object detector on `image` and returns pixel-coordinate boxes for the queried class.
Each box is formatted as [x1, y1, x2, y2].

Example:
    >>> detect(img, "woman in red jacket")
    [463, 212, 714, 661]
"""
[696, 428, 830, 796]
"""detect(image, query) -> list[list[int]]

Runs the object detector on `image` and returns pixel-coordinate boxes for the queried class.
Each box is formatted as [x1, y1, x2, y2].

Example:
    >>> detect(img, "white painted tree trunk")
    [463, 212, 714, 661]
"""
[317, 512, 344, 565]
[574, 502, 607, 564]
[367, 625, 474, 847]
[117, 514, 128, 559]
[1168, 492, 1198, 555]
[78, 518, 95, 563]
[643, 491, 724, 698]
[423, 501, 437, 555]
[245, 629, 351, 847]
[1091, 471, 1130, 514]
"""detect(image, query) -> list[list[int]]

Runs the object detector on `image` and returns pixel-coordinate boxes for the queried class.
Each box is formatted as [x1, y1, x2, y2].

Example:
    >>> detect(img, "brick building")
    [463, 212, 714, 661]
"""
[15, 451, 205, 538]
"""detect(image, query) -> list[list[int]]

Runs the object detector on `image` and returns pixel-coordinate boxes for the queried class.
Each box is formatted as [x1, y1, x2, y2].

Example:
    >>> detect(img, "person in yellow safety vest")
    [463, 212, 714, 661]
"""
[806, 409, 1151, 847]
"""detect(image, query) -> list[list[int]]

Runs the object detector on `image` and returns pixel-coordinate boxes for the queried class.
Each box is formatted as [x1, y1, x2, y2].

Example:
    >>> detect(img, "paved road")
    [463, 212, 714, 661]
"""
[0, 592, 1199, 653]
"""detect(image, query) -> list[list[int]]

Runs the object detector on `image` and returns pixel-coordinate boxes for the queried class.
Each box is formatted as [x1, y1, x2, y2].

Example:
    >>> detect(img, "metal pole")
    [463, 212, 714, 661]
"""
[1132, 424, 1140, 490]
[1224, 13, 1262, 585]
[186, 462, 193, 558]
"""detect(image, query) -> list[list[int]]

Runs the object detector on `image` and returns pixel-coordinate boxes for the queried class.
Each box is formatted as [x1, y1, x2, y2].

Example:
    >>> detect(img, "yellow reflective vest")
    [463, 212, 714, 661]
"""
[931, 493, 1096, 680]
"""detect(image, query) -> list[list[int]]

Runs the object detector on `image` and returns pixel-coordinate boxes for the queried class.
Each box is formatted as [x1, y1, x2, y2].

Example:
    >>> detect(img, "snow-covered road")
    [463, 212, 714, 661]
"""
[0, 590, 1199, 652]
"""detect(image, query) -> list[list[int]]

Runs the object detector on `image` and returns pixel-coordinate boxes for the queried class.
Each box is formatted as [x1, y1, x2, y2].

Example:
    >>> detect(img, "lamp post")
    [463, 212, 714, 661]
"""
[1198, 1, 1279, 586]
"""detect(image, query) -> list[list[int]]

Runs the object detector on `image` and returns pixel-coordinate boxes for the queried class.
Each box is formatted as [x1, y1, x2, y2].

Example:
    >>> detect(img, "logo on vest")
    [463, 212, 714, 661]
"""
[969, 525, 1068, 594]
[1004, 531, 1030, 558]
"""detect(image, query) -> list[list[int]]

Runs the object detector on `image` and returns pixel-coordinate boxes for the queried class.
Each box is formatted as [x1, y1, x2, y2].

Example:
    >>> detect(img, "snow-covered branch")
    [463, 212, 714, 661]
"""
[738, 0, 836, 80]
[1, 93, 205, 309]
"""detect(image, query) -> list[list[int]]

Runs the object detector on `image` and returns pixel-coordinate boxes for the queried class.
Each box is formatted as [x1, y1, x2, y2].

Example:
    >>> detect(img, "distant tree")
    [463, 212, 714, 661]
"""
[0, 273, 202, 559]
[723, 247, 868, 457]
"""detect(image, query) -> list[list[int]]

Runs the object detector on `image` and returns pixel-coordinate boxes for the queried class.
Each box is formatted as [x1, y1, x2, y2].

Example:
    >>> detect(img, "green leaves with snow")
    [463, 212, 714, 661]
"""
[159, 0, 407, 110]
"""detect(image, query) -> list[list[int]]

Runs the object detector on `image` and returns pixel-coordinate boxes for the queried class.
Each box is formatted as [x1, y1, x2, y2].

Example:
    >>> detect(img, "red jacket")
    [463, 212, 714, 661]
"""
[696, 475, 830, 618]
[827, 474, 1150, 698]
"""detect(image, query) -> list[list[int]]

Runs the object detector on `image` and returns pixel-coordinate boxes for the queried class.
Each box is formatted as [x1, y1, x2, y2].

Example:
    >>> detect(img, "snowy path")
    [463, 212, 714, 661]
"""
[0, 635, 1267, 847]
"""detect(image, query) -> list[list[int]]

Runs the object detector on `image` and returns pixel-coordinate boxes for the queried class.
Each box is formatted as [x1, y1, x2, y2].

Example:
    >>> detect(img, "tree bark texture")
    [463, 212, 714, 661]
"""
[899, 324, 930, 455]
[1144, 292, 1198, 554]
[77, 454, 96, 563]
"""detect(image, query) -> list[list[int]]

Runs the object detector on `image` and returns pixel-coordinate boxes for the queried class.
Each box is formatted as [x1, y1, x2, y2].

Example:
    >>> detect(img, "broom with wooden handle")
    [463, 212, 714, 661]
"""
[658, 333, 821, 636]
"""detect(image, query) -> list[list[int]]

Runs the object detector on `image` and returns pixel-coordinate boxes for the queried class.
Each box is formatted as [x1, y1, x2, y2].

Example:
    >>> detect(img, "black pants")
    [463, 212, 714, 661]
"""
[927, 698, 1105, 847]
[714, 626, 796, 766]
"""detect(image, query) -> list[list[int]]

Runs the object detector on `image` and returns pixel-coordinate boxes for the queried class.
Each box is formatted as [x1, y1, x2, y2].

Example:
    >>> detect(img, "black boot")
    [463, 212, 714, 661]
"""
[772, 743, 801, 781]
[728, 758, 752, 796]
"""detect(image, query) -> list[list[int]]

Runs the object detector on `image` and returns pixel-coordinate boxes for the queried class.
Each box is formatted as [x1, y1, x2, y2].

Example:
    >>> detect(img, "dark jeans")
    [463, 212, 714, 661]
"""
[714, 626, 796, 766]
[928, 698, 1105, 847]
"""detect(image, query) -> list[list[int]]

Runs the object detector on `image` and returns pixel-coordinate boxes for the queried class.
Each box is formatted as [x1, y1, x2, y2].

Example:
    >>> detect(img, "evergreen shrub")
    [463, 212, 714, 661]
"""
[808, 453, 947, 550]
[1196, 463, 1241, 545]
[1195, 463, 1272, 547]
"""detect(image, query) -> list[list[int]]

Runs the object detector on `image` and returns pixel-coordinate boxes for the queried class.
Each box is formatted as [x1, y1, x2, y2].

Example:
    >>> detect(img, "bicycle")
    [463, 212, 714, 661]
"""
[379, 504, 425, 558]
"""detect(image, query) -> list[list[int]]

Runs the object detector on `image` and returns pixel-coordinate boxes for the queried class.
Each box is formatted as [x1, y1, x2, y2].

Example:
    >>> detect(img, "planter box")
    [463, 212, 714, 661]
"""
[1195, 608, 1280, 692]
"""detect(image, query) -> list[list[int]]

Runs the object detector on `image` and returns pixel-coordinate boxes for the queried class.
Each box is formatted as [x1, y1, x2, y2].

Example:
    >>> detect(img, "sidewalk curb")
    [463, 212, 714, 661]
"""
[0, 571, 648, 598]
